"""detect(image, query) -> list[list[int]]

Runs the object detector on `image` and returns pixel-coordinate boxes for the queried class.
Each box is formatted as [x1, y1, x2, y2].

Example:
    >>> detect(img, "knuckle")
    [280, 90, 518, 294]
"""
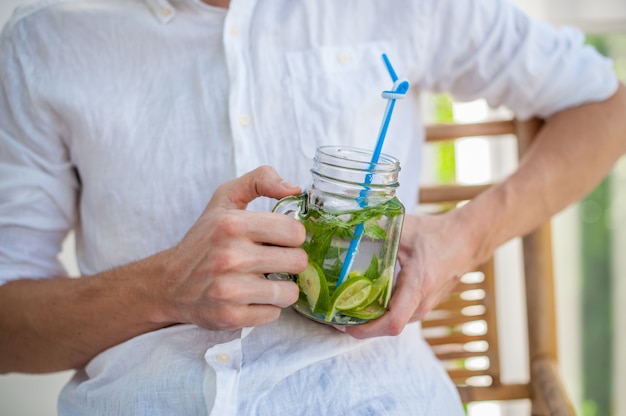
[266, 307, 282, 322]
[212, 179, 236, 202]
[214, 181, 229, 194]
[254, 306, 281, 325]
[385, 318, 405, 336]
[210, 251, 240, 274]
[214, 213, 245, 237]
[255, 165, 277, 178]
[207, 278, 236, 301]
[250, 166, 279, 197]
[212, 310, 238, 330]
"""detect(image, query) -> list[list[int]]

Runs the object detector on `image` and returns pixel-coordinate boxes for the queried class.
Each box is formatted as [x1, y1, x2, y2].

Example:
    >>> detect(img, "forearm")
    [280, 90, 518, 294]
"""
[459, 83, 626, 264]
[0, 250, 175, 374]
[0, 166, 305, 373]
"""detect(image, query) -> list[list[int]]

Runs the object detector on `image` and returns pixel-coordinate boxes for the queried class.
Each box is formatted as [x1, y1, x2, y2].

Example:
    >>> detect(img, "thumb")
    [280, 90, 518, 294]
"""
[210, 166, 302, 210]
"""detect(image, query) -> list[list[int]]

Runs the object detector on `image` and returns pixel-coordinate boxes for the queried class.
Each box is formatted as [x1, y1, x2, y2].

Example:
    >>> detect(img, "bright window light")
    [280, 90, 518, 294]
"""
[463, 320, 487, 336]
[468, 401, 503, 416]
[466, 356, 490, 371]
[455, 138, 491, 184]
[453, 100, 490, 123]
[453, 99, 493, 185]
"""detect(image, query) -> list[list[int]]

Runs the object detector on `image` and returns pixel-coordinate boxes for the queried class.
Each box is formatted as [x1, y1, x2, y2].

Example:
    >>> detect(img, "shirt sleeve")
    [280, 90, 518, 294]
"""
[0, 16, 79, 284]
[421, 0, 619, 120]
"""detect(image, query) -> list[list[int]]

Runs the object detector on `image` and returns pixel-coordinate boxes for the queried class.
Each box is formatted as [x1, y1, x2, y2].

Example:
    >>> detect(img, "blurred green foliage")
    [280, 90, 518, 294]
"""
[579, 33, 626, 416]
[432, 94, 456, 183]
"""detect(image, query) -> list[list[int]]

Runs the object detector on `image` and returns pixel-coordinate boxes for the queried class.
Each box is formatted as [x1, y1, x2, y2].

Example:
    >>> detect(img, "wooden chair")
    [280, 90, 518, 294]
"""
[420, 118, 575, 415]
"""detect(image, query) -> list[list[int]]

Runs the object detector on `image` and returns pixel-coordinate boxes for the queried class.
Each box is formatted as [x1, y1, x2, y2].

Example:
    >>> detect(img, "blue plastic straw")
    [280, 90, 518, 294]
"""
[336, 54, 410, 287]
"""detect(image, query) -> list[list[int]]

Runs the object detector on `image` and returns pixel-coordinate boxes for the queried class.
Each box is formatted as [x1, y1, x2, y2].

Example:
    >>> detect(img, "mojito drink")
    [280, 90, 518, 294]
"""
[292, 197, 404, 325]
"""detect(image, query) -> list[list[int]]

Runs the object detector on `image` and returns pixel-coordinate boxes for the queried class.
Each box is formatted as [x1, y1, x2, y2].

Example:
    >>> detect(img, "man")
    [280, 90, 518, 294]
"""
[1, 0, 625, 414]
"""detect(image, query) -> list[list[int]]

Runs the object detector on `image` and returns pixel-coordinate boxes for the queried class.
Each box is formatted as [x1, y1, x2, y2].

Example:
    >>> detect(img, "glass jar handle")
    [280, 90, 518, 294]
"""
[266, 192, 307, 282]
[272, 192, 307, 217]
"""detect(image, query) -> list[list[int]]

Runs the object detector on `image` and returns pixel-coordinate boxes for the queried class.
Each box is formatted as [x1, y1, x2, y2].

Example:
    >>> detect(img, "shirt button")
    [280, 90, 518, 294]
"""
[338, 51, 351, 65]
[230, 25, 240, 36]
[216, 353, 231, 364]
[161, 8, 172, 18]
[239, 114, 251, 127]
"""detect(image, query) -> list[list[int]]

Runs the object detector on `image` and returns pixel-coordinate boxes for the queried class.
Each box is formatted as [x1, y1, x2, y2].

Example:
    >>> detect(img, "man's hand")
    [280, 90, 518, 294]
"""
[343, 210, 476, 338]
[156, 166, 307, 331]
[0, 165, 306, 373]
[345, 83, 626, 339]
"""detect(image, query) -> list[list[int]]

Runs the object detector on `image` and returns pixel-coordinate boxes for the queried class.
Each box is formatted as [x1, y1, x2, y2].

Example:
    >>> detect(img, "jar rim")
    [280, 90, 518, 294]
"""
[315, 146, 400, 172]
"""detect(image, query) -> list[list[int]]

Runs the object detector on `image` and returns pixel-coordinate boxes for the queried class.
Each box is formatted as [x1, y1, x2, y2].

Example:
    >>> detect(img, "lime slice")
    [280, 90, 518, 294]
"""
[379, 266, 394, 306]
[354, 276, 387, 310]
[325, 276, 372, 322]
[333, 276, 372, 311]
[297, 262, 330, 314]
[343, 303, 386, 320]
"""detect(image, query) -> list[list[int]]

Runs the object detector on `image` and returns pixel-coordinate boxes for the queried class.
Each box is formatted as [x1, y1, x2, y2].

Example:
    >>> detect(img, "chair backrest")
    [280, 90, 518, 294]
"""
[419, 118, 575, 415]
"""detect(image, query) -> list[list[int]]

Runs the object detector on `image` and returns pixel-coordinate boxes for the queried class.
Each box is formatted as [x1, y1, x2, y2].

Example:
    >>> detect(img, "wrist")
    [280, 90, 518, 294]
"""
[448, 188, 506, 268]
[140, 247, 188, 326]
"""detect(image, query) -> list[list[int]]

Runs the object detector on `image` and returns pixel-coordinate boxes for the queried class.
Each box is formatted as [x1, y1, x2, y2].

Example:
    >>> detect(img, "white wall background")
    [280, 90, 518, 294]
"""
[0, 0, 623, 415]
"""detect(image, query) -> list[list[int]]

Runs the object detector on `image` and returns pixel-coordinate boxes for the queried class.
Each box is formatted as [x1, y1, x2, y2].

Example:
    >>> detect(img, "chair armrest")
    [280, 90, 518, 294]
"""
[531, 356, 576, 416]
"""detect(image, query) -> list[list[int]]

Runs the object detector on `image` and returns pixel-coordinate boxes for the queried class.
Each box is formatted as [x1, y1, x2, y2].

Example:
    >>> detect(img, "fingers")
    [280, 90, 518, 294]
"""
[199, 211, 307, 275]
[216, 242, 308, 276]
[344, 267, 463, 339]
[339, 213, 474, 339]
[169, 166, 307, 331]
[208, 272, 299, 308]
[344, 267, 419, 339]
[178, 271, 300, 331]
[412, 274, 460, 321]
[209, 304, 288, 331]
[242, 211, 306, 248]
[210, 166, 301, 210]
[205, 207, 306, 248]
[244, 275, 300, 308]
[250, 245, 308, 275]
[201, 275, 299, 330]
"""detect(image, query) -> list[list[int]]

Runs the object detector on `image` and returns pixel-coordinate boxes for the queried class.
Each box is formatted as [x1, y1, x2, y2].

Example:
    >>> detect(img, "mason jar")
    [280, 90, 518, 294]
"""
[269, 146, 405, 326]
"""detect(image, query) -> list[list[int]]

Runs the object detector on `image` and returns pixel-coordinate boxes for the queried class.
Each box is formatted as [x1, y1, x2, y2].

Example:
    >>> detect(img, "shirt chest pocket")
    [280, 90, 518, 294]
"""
[286, 42, 392, 159]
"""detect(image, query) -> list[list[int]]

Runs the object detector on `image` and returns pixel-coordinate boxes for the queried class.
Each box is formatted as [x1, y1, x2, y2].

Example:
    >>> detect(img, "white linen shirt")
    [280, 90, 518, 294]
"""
[0, 0, 617, 414]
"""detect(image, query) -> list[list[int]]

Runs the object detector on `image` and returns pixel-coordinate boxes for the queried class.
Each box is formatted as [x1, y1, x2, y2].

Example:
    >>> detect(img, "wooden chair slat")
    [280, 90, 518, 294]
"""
[451, 281, 486, 292]
[532, 357, 577, 415]
[457, 384, 531, 403]
[448, 368, 495, 380]
[420, 184, 492, 204]
[478, 258, 502, 383]
[422, 313, 486, 329]
[425, 334, 487, 346]
[435, 350, 491, 361]
[432, 297, 485, 311]
[424, 120, 516, 142]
